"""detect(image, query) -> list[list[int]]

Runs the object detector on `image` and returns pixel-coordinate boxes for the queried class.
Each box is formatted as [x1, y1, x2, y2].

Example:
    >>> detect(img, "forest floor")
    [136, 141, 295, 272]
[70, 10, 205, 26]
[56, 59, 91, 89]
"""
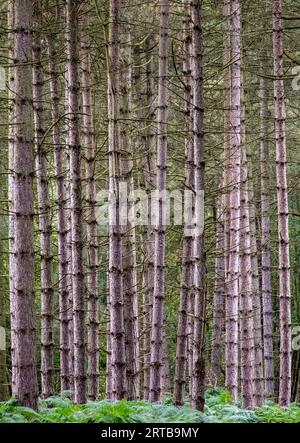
[0, 388, 300, 423]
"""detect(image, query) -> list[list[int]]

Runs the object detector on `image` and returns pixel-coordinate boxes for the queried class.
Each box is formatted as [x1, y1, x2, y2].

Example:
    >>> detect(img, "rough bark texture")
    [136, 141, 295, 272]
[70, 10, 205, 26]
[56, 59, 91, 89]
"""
[174, 0, 193, 406]
[272, 0, 292, 407]
[11, 0, 38, 409]
[81, 12, 100, 401]
[46, 33, 70, 393]
[260, 53, 275, 399]
[66, 0, 86, 404]
[108, 0, 127, 400]
[190, 0, 206, 412]
[225, 0, 241, 405]
[149, 0, 169, 403]
[120, 28, 140, 400]
[32, 31, 55, 398]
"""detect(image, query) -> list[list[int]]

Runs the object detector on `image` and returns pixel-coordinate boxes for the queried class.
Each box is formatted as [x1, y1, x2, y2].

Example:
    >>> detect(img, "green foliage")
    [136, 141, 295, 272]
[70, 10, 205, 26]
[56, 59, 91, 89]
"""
[0, 389, 299, 423]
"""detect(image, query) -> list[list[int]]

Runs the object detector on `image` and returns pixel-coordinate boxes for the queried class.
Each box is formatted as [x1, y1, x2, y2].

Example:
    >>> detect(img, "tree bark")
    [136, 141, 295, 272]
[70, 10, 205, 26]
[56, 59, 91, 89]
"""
[190, 0, 206, 412]
[81, 12, 100, 402]
[107, 0, 127, 400]
[66, 0, 86, 404]
[33, 29, 55, 398]
[272, 0, 292, 407]
[149, 0, 169, 403]
[225, 0, 241, 405]
[11, 0, 38, 409]
[174, 0, 193, 405]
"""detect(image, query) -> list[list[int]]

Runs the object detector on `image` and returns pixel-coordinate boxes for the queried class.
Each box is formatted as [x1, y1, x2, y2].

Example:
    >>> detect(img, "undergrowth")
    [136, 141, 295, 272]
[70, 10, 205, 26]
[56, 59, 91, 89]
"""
[0, 388, 299, 423]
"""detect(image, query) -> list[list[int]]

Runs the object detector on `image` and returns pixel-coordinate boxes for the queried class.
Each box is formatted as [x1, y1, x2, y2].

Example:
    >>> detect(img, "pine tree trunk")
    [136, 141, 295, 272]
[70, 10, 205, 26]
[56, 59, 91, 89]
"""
[260, 20, 275, 401]
[11, 0, 38, 409]
[191, 0, 206, 412]
[272, 0, 292, 407]
[81, 12, 100, 402]
[46, 33, 70, 393]
[108, 0, 126, 400]
[149, 0, 169, 403]
[225, 0, 241, 404]
[174, 0, 193, 405]
[66, 0, 86, 404]
[32, 31, 55, 398]
[120, 28, 140, 400]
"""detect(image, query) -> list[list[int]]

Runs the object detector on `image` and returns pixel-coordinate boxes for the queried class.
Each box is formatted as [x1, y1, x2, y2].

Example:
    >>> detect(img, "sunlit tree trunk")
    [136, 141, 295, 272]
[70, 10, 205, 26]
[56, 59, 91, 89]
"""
[11, 0, 38, 409]
[149, 0, 169, 403]
[66, 0, 86, 404]
[272, 0, 292, 407]
[32, 28, 55, 398]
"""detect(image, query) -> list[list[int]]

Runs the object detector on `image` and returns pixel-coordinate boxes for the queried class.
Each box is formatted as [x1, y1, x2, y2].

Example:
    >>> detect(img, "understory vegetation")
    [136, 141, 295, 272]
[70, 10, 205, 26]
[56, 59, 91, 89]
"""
[1, 389, 300, 424]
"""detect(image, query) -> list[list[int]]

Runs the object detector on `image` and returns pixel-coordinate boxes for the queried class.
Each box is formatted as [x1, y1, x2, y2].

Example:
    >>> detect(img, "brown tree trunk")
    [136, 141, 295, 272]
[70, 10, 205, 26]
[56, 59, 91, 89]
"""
[149, 0, 169, 403]
[81, 12, 100, 402]
[46, 32, 70, 393]
[11, 0, 38, 409]
[32, 29, 55, 398]
[66, 0, 86, 404]
[272, 0, 292, 407]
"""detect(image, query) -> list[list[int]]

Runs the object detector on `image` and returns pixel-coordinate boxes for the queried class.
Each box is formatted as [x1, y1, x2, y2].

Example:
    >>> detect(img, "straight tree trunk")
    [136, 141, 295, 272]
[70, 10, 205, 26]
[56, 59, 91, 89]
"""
[260, 22, 275, 401]
[225, 0, 241, 405]
[32, 30, 55, 398]
[11, 0, 38, 409]
[81, 12, 100, 401]
[66, 0, 86, 404]
[174, 0, 193, 405]
[149, 0, 169, 403]
[120, 28, 140, 400]
[107, 0, 127, 400]
[272, 0, 292, 407]
[191, 0, 206, 412]
[46, 33, 70, 393]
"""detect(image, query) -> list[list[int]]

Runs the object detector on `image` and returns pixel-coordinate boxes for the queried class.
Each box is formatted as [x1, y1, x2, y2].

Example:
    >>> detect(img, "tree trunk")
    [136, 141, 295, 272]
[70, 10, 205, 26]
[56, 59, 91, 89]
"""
[190, 0, 206, 412]
[225, 0, 241, 405]
[66, 0, 86, 404]
[174, 0, 193, 405]
[149, 0, 169, 403]
[33, 29, 55, 398]
[46, 32, 70, 393]
[272, 0, 292, 407]
[81, 12, 100, 402]
[107, 0, 126, 400]
[11, 0, 38, 409]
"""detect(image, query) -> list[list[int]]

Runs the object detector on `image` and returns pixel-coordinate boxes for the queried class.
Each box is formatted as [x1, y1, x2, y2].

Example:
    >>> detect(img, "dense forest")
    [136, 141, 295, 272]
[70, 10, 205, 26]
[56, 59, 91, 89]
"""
[0, 0, 300, 424]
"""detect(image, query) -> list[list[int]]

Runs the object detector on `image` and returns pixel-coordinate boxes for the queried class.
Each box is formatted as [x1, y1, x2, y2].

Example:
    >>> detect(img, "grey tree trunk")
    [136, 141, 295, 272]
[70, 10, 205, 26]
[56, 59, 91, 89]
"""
[225, 0, 241, 405]
[191, 0, 206, 412]
[174, 0, 193, 406]
[149, 0, 169, 403]
[11, 0, 38, 409]
[272, 0, 292, 407]
[66, 0, 86, 404]
[81, 12, 100, 401]
[259, 46, 275, 399]
[107, 0, 127, 400]
[32, 30, 55, 398]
